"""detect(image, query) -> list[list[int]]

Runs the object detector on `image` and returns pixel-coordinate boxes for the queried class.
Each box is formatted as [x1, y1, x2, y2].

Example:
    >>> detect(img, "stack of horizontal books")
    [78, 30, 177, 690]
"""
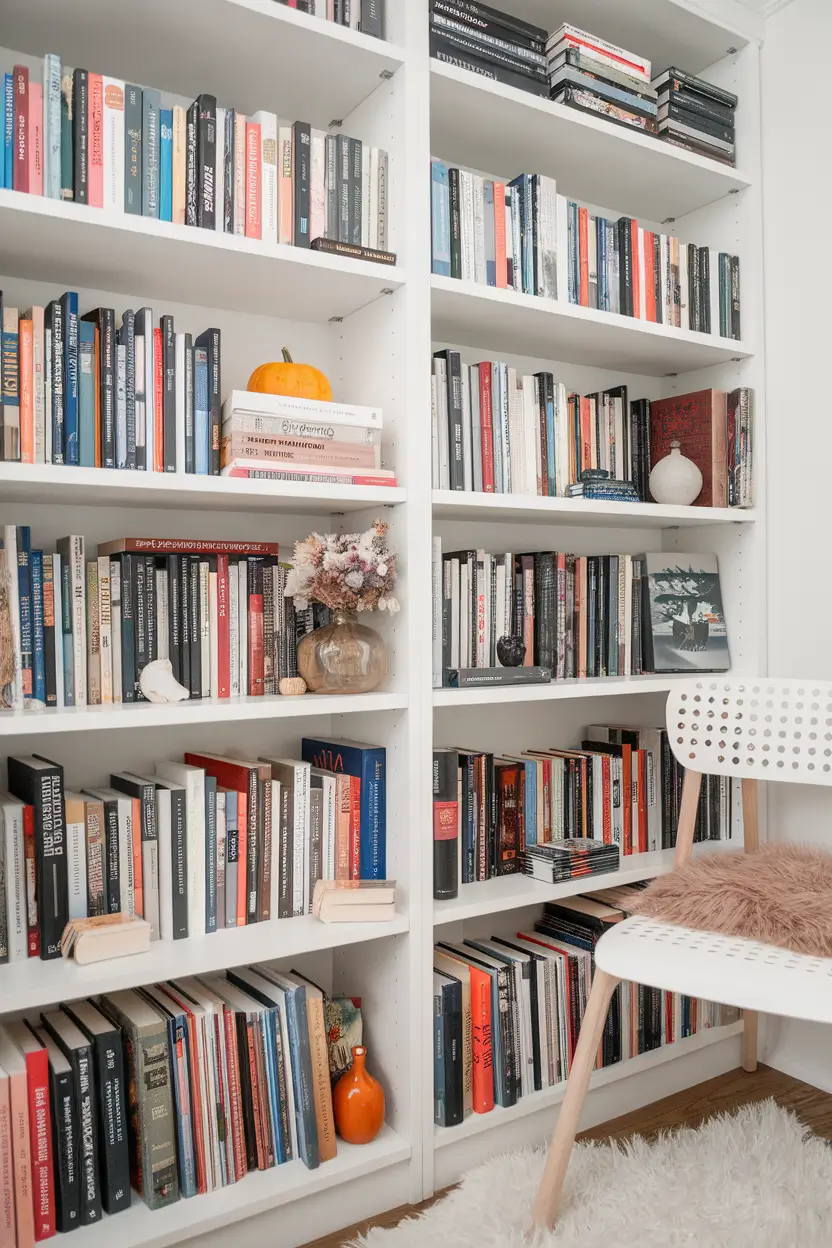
[429, 1, 548, 97]
[652, 67, 738, 166]
[546, 23, 657, 134]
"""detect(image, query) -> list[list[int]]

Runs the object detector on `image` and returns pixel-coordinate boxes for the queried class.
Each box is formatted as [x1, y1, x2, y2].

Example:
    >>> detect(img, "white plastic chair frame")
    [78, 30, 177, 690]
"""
[529, 675, 832, 1232]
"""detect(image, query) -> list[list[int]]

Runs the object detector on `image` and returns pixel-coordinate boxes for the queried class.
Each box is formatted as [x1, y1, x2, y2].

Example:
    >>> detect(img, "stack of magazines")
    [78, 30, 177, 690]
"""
[523, 838, 620, 883]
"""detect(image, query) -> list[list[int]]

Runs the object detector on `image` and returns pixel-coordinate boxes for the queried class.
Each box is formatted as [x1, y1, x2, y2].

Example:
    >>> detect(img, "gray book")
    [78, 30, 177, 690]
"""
[484, 180, 496, 285]
[360, 0, 384, 37]
[204, 774, 217, 933]
[216, 790, 226, 930]
[223, 788, 239, 929]
[308, 786, 323, 915]
[337, 134, 350, 243]
[325, 134, 338, 240]
[124, 85, 142, 215]
[142, 88, 161, 218]
[348, 136, 362, 246]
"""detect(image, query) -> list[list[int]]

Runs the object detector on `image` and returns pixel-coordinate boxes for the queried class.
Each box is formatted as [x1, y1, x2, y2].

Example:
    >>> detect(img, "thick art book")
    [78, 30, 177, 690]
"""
[642, 553, 730, 672]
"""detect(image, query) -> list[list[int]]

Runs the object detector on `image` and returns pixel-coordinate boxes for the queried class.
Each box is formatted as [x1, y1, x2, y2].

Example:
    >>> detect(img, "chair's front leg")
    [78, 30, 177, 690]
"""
[529, 969, 620, 1233]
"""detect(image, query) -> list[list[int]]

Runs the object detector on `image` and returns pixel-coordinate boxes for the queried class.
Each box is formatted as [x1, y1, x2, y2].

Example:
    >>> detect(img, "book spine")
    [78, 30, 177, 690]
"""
[185, 101, 198, 227]
[25, 1047, 55, 1238]
[13, 66, 29, 194]
[16, 527, 33, 702]
[140, 88, 160, 218]
[161, 315, 176, 472]
[123, 84, 141, 212]
[197, 94, 217, 229]
[245, 121, 261, 239]
[293, 121, 311, 247]
[87, 1030, 129, 1214]
[47, 1059, 79, 1232]
[433, 749, 458, 900]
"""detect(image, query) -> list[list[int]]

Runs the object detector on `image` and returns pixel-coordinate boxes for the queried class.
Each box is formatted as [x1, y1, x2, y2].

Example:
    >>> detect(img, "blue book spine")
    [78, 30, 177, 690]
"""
[301, 738, 386, 879]
[204, 775, 217, 932]
[59, 555, 74, 706]
[30, 550, 45, 704]
[46, 300, 64, 464]
[60, 291, 79, 465]
[525, 759, 537, 847]
[142, 88, 160, 219]
[265, 1012, 286, 1165]
[43, 54, 62, 199]
[1, 319, 19, 462]
[78, 321, 95, 466]
[3, 75, 12, 190]
[169, 1014, 197, 1197]
[544, 387, 556, 495]
[430, 161, 451, 278]
[598, 216, 607, 311]
[283, 984, 320, 1169]
[194, 347, 209, 475]
[16, 527, 32, 701]
[159, 109, 172, 222]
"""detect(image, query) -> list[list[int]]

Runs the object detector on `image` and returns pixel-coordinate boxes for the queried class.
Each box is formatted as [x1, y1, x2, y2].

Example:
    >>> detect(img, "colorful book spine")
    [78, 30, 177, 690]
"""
[60, 291, 79, 465]
[13, 65, 28, 193]
[142, 88, 160, 219]
[301, 738, 386, 879]
[102, 78, 124, 214]
[159, 108, 173, 222]
[30, 550, 46, 705]
[124, 84, 142, 214]
[87, 72, 103, 207]
[3, 74, 13, 191]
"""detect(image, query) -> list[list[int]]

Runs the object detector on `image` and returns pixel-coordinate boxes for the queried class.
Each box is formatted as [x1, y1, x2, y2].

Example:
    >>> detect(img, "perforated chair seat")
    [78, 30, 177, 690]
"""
[596, 915, 832, 1024]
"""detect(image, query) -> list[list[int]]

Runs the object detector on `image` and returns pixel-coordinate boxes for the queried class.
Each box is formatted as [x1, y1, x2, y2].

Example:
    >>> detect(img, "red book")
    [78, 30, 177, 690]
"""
[236, 788, 248, 928]
[23, 807, 38, 957]
[13, 66, 29, 193]
[153, 326, 164, 472]
[469, 967, 495, 1114]
[477, 362, 495, 492]
[649, 389, 728, 507]
[631, 220, 641, 319]
[644, 231, 656, 322]
[621, 742, 633, 855]
[578, 207, 589, 306]
[221, 1006, 247, 1180]
[635, 749, 648, 853]
[247, 569, 264, 697]
[8, 1026, 54, 1242]
[245, 122, 262, 240]
[157, 986, 207, 1193]
[349, 776, 361, 880]
[28, 83, 42, 196]
[579, 395, 592, 474]
[601, 756, 612, 844]
[217, 555, 230, 698]
[493, 181, 506, 289]
[87, 73, 104, 208]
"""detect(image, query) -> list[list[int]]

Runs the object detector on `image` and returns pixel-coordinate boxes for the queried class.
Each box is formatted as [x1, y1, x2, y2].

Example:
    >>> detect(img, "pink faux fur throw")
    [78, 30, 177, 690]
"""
[634, 844, 832, 957]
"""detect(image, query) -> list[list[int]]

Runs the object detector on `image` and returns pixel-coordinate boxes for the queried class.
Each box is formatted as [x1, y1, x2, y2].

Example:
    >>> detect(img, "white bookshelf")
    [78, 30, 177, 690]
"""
[0, 1, 767, 1244]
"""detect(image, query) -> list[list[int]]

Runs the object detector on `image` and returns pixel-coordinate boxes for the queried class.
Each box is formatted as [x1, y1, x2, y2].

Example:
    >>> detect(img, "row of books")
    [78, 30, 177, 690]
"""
[431, 543, 731, 687]
[0, 735, 386, 963]
[0, 292, 220, 471]
[221, 389, 397, 488]
[288, 0, 384, 37]
[432, 724, 738, 898]
[0, 968, 356, 1245]
[433, 890, 739, 1126]
[2, 58, 390, 256]
[431, 355, 754, 510]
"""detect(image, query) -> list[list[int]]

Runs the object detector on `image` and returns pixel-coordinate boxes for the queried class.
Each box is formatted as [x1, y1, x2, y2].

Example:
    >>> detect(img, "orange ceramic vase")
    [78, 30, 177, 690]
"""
[333, 1046, 385, 1145]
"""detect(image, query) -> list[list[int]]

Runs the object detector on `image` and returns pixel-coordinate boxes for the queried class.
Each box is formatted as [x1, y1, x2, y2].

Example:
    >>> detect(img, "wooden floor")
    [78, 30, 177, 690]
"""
[305, 1065, 832, 1247]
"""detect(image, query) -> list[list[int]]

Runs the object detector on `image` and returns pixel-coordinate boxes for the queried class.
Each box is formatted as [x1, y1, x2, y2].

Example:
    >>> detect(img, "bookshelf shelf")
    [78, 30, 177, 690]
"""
[0, 191, 406, 322]
[0, 911, 410, 1015]
[430, 62, 751, 224]
[0, 691, 408, 738]
[433, 1021, 744, 1149]
[2, 0, 406, 130]
[79, 1125, 410, 1248]
[433, 673, 703, 709]
[432, 489, 756, 529]
[431, 275, 752, 376]
[0, 464, 406, 516]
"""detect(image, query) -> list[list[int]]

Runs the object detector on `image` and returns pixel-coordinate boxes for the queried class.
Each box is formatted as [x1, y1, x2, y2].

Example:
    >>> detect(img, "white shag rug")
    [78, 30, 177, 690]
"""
[352, 1101, 832, 1248]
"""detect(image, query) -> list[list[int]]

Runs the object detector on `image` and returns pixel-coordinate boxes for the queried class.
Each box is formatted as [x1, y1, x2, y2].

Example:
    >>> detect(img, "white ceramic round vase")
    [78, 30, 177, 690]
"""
[649, 440, 703, 505]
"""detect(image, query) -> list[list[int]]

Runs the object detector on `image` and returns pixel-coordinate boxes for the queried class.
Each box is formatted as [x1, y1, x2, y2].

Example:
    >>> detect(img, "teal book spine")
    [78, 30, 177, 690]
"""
[431, 160, 450, 277]
[159, 108, 172, 222]
[78, 320, 95, 466]
[60, 70, 73, 200]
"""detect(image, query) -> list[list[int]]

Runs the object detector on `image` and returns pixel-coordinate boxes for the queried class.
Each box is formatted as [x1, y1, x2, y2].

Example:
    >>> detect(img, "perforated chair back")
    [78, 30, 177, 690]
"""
[666, 677, 832, 786]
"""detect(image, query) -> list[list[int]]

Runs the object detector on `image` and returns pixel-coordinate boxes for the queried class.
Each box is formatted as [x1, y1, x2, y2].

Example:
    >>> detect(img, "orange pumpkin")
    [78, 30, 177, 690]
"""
[247, 348, 333, 402]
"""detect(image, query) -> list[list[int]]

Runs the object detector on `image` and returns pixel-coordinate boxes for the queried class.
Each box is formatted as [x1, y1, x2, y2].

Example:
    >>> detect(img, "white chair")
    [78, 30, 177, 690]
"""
[532, 676, 832, 1232]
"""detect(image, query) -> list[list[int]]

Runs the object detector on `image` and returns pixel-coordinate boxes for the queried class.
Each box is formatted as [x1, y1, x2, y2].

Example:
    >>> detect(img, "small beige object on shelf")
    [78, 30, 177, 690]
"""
[61, 913, 152, 964]
[279, 676, 307, 696]
[312, 878, 397, 923]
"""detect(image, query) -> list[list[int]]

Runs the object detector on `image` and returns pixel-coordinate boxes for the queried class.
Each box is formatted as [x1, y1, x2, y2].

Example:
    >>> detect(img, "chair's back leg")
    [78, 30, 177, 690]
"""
[741, 776, 759, 1073]
[673, 769, 703, 868]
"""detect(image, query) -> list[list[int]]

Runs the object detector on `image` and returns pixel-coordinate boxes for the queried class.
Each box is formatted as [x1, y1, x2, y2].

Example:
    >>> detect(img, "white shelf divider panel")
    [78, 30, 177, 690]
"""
[430, 61, 751, 224]
[0, 464, 405, 515]
[431, 276, 752, 376]
[433, 1021, 744, 1148]
[434, 673, 702, 709]
[0, 191, 406, 321]
[1, 0, 406, 130]
[432, 489, 756, 530]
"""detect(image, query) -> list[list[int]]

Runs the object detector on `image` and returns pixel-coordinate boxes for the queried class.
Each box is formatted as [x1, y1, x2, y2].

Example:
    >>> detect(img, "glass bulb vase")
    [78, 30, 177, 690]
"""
[296, 609, 387, 695]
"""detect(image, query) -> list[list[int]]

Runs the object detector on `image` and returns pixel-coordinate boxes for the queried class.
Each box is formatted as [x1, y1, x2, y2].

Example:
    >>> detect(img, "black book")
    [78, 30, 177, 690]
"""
[630, 399, 651, 501]
[657, 83, 735, 127]
[430, 0, 546, 47]
[185, 100, 198, 227]
[72, 70, 89, 204]
[731, 256, 741, 340]
[293, 121, 311, 248]
[688, 243, 700, 331]
[223, 106, 235, 233]
[61, 1000, 131, 1216]
[429, 31, 549, 97]
[324, 134, 338, 240]
[197, 94, 217, 229]
[434, 349, 464, 491]
[448, 166, 462, 280]
[83, 789, 120, 912]
[133, 553, 147, 698]
[119, 553, 136, 702]
[617, 216, 633, 317]
[153, 777, 188, 939]
[188, 554, 201, 699]
[348, 136, 362, 246]
[178, 553, 190, 695]
[652, 66, 738, 110]
[699, 247, 711, 334]
[41, 1011, 101, 1224]
[145, 554, 157, 664]
[119, 309, 136, 470]
[433, 748, 459, 901]
[360, 0, 384, 38]
[124, 85, 142, 215]
[433, 971, 464, 1127]
[46, 300, 64, 464]
[531, 550, 555, 672]
[167, 553, 182, 684]
[194, 328, 221, 476]
[659, 100, 734, 144]
[160, 314, 176, 472]
[184, 334, 195, 474]
[36, 1026, 80, 1231]
[81, 308, 115, 468]
[336, 134, 350, 244]
[7, 754, 67, 959]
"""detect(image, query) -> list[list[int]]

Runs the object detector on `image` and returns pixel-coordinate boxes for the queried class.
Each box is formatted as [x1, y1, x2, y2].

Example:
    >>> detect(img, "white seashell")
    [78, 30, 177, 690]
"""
[23, 699, 46, 713]
[139, 659, 191, 704]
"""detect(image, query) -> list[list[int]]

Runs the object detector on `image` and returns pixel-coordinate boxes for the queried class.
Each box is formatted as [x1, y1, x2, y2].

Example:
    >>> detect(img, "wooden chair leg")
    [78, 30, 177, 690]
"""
[530, 969, 620, 1233]
[674, 769, 702, 868]
[741, 777, 759, 1072]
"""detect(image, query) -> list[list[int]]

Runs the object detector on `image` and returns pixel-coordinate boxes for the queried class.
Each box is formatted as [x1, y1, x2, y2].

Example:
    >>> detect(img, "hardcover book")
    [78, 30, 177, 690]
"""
[642, 552, 730, 673]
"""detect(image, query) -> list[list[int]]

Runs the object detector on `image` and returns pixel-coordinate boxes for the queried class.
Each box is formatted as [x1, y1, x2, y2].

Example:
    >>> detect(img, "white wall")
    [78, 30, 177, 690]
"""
[761, 0, 832, 1087]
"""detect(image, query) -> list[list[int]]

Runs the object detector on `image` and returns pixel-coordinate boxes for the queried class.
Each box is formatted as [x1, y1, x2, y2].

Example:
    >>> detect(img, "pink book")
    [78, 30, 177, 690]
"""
[87, 72, 104, 208]
[245, 121, 261, 240]
[28, 83, 43, 196]
[0, 1069, 16, 1248]
[0, 1036, 33, 1248]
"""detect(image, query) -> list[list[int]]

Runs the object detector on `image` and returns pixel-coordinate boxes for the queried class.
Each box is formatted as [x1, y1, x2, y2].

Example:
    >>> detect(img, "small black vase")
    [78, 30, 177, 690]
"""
[496, 635, 526, 667]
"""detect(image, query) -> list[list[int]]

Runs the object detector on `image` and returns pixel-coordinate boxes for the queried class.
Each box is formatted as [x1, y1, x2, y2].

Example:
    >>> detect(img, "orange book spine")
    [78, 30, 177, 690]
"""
[621, 743, 632, 855]
[93, 326, 101, 466]
[222, 1008, 247, 1180]
[19, 319, 34, 463]
[235, 789, 247, 927]
[335, 776, 350, 880]
[0, 1074, 14, 1248]
[8, 1067, 34, 1248]
[493, 181, 506, 289]
[245, 122, 261, 240]
[87, 73, 104, 208]
[153, 327, 164, 471]
[644, 231, 656, 322]
[246, 1021, 267, 1171]
[631, 219, 641, 319]
[636, 749, 647, 852]
[130, 797, 143, 917]
[578, 207, 589, 306]
[469, 967, 495, 1114]
[579, 395, 592, 474]
[349, 775, 361, 879]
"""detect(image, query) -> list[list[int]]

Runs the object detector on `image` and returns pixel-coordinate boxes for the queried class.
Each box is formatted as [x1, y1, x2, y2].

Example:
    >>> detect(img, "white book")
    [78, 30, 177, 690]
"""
[57, 535, 86, 707]
[109, 558, 122, 703]
[638, 227, 647, 321]
[432, 535, 443, 688]
[494, 563, 506, 666]
[430, 374, 440, 488]
[555, 381, 569, 497]
[460, 362, 473, 492]
[260, 757, 309, 917]
[238, 561, 248, 696]
[215, 791, 226, 932]
[51, 553, 64, 708]
[269, 780, 280, 919]
[554, 193, 569, 302]
[1, 529, 22, 710]
[156, 568, 169, 662]
[175, 333, 186, 473]
[233, 112, 247, 236]
[472, 175, 486, 285]
[154, 761, 205, 938]
[537, 175, 557, 300]
[97, 555, 112, 704]
[135, 308, 154, 471]
[504, 188, 514, 291]
[199, 561, 210, 697]
[459, 559, 470, 668]
[315, 771, 337, 880]
[507, 368, 523, 494]
[222, 388, 383, 430]
[310, 128, 326, 245]
[278, 126, 294, 246]
[209, 570, 218, 701]
[679, 241, 690, 331]
[134, 331, 146, 473]
[228, 563, 239, 698]
[377, 148, 388, 250]
[709, 246, 721, 336]
[24, 307, 45, 464]
[155, 786, 174, 941]
[251, 111, 278, 243]
[214, 106, 225, 234]
[659, 234, 670, 326]
[360, 144, 370, 248]
[172, 105, 186, 225]
[521, 377, 538, 496]
[64, 792, 88, 920]
[459, 169, 475, 282]
[102, 78, 125, 213]
[449, 558, 460, 668]
[1, 795, 27, 961]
